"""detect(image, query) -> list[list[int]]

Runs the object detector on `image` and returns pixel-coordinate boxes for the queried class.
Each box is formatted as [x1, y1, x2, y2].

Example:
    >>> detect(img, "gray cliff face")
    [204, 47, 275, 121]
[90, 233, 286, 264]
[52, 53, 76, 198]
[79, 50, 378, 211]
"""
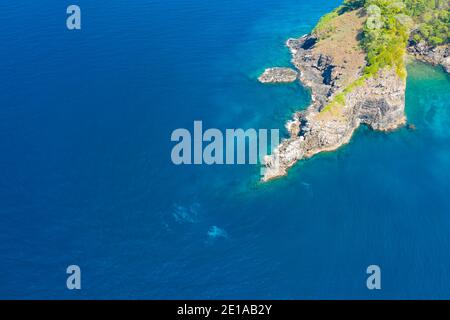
[408, 42, 450, 73]
[350, 69, 406, 131]
[262, 35, 406, 182]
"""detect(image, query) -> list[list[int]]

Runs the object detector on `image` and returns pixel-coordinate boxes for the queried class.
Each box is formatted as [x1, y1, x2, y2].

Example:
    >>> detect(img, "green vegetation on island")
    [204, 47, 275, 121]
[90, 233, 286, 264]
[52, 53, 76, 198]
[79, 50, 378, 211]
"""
[318, 0, 449, 115]
[407, 0, 449, 45]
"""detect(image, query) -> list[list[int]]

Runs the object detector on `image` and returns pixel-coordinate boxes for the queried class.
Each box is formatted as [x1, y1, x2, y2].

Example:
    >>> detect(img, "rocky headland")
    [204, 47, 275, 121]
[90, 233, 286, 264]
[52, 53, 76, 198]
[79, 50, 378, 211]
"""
[258, 67, 298, 83]
[260, 4, 449, 182]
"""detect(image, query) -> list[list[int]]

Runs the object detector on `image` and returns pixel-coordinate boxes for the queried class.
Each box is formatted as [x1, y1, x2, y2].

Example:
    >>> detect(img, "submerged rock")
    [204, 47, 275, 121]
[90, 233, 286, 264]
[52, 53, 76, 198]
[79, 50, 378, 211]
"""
[207, 226, 228, 240]
[258, 67, 298, 83]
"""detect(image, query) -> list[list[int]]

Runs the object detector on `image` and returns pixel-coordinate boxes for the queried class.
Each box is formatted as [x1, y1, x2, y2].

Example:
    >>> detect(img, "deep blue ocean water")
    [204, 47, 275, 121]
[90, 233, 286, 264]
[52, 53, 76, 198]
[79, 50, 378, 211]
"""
[0, 0, 449, 299]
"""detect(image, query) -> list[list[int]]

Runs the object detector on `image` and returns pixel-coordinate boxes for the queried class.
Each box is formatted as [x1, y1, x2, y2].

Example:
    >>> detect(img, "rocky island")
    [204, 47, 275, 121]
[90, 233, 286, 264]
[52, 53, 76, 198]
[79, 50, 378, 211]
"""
[260, 0, 449, 182]
[258, 67, 298, 83]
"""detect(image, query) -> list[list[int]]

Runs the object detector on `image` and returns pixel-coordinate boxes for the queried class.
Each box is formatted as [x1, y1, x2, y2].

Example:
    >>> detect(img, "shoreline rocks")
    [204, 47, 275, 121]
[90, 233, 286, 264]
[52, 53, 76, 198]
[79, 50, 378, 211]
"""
[258, 67, 298, 83]
[408, 42, 450, 73]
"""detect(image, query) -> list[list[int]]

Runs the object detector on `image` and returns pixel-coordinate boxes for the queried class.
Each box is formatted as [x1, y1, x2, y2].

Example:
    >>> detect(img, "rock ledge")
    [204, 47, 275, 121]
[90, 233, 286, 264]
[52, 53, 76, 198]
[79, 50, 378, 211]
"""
[258, 67, 298, 83]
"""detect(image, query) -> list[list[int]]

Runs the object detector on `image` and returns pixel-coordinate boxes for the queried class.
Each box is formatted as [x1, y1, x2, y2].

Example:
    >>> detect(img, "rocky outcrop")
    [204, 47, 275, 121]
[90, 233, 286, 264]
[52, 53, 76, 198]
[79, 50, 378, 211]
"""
[408, 41, 450, 73]
[287, 36, 339, 107]
[261, 34, 407, 182]
[258, 67, 298, 83]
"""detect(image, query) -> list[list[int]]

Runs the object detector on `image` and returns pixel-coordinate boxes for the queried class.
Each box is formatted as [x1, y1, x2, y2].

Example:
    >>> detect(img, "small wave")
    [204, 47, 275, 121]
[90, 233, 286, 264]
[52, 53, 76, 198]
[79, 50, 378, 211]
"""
[207, 226, 228, 240]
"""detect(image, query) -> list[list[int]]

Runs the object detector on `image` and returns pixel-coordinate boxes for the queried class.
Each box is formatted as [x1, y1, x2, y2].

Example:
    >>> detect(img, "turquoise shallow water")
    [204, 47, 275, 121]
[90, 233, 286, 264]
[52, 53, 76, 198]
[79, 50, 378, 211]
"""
[0, 0, 449, 299]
